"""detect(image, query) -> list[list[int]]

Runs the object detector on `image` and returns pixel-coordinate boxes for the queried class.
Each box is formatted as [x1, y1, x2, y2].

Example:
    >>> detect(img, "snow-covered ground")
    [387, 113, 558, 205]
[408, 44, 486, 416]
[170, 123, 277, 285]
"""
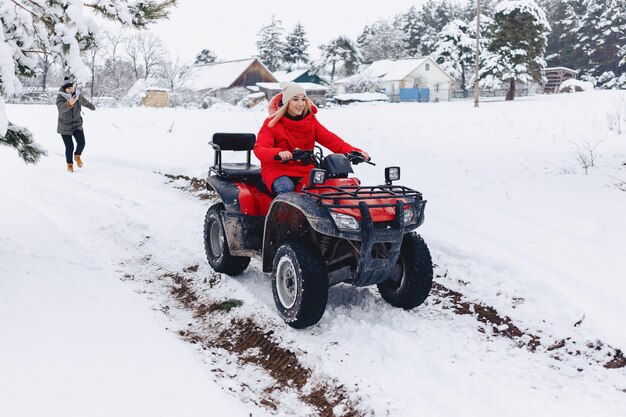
[1, 90, 625, 416]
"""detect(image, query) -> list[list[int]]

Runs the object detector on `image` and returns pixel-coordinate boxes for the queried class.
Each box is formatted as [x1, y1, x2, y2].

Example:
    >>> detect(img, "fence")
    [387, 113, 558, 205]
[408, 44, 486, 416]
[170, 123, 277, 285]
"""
[451, 88, 529, 100]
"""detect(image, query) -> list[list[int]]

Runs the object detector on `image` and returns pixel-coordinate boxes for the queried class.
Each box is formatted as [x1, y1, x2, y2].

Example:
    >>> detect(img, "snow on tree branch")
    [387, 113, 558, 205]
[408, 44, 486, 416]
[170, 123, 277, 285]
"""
[87, 0, 177, 27]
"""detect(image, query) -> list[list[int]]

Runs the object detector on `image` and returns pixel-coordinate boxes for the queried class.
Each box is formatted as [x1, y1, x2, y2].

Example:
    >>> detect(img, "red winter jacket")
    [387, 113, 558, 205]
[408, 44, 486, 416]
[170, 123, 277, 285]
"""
[254, 96, 362, 190]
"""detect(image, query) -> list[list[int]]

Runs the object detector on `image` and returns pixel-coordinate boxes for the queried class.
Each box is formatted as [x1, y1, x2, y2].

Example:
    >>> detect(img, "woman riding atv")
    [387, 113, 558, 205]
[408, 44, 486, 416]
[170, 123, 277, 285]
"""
[254, 82, 370, 195]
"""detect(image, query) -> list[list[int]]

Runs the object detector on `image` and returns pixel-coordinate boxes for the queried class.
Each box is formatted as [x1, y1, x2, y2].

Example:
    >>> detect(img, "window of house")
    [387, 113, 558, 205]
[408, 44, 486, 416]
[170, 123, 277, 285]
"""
[425, 63, 430, 71]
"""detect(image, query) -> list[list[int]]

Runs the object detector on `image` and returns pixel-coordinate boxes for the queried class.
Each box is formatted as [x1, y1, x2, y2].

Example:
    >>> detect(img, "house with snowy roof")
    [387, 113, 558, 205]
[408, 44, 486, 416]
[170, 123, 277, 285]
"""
[182, 58, 277, 98]
[334, 57, 454, 103]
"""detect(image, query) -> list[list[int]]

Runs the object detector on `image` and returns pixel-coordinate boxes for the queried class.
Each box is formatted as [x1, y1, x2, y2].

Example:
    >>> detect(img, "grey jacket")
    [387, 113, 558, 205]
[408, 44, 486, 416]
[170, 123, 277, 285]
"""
[56, 87, 96, 135]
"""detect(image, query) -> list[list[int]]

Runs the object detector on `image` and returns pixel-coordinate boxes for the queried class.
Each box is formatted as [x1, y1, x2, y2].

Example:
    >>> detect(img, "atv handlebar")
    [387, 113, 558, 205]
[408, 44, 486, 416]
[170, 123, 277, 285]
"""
[273, 149, 316, 164]
[274, 149, 374, 166]
[346, 150, 375, 166]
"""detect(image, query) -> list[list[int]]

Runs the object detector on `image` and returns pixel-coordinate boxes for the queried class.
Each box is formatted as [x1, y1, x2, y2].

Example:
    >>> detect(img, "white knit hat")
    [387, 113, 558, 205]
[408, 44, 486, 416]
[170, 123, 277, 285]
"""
[280, 82, 306, 104]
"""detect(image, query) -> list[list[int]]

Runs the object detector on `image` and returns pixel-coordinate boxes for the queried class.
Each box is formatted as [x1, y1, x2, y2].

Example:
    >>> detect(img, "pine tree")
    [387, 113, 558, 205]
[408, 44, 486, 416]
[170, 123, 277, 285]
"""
[283, 23, 310, 68]
[194, 49, 218, 65]
[577, 0, 626, 87]
[417, 0, 460, 56]
[481, 0, 550, 100]
[397, 7, 422, 57]
[256, 16, 285, 71]
[462, 0, 498, 21]
[0, 0, 176, 164]
[541, 0, 586, 69]
[318, 36, 361, 81]
[357, 19, 408, 64]
[433, 19, 475, 95]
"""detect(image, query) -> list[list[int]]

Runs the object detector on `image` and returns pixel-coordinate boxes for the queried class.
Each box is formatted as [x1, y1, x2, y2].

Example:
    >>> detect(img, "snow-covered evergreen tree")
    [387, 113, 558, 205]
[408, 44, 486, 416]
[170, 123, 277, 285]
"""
[357, 19, 407, 64]
[576, 0, 626, 87]
[481, 0, 550, 100]
[433, 19, 475, 95]
[256, 16, 285, 71]
[461, 0, 498, 21]
[318, 36, 361, 81]
[540, 0, 586, 69]
[397, 6, 422, 57]
[194, 49, 217, 65]
[417, 0, 460, 56]
[0, 0, 176, 164]
[283, 23, 310, 68]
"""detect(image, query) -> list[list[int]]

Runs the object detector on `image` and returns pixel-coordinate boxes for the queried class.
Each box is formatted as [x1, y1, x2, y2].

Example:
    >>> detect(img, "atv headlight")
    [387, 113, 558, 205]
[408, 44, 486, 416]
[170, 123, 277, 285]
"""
[309, 169, 327, 185]
[403, 207, 415, 224]
[385, 166, 400, 184]
[330, 211, 360, 231]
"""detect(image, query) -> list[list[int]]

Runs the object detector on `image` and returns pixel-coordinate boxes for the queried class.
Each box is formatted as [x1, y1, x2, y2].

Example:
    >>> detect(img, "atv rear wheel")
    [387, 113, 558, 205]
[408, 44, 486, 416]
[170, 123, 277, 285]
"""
[377, 233, 433, 309]
[272, 244, 328, 329]
[203, 203, 250, 275]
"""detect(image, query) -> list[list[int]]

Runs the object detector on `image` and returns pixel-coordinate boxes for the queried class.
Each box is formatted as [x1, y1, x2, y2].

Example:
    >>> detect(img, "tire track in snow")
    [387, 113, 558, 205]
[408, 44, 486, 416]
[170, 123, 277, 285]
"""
[56, 169, 625, 415]
[167, 173, 625, 376]
[119, 254, 368, 417]
[431, 267, 625, 372]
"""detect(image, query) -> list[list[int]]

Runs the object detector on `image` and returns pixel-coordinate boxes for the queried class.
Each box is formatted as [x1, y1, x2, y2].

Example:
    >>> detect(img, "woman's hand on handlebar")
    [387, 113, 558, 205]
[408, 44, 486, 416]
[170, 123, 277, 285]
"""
[359, 151, 370, 161]
[277, 150, 293, 161]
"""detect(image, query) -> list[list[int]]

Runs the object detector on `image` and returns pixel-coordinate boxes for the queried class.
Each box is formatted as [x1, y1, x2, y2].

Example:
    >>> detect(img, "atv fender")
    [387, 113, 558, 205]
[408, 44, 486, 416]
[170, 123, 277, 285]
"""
[262, 193, 335, 272]
[206, 176, 241, 212]
[206, 175, 263, 257]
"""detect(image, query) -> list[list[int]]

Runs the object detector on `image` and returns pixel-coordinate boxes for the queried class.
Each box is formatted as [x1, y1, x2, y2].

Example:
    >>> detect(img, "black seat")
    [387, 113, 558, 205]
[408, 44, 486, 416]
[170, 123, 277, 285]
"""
[209, 133, 261, 177]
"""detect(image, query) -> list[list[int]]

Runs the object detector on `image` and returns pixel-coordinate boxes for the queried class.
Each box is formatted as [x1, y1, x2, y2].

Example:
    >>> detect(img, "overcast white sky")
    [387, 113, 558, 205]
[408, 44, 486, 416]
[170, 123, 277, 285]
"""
[144, 0, 432, 63]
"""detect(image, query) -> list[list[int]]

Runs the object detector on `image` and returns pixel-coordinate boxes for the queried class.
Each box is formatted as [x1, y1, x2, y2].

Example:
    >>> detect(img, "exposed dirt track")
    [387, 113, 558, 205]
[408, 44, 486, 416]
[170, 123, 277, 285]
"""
[155, 266, 364, 416]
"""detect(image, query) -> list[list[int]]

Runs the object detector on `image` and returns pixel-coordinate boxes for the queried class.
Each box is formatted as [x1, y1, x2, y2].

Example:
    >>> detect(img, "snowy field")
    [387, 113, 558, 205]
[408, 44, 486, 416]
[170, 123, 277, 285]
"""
[1, 90, 626, 416]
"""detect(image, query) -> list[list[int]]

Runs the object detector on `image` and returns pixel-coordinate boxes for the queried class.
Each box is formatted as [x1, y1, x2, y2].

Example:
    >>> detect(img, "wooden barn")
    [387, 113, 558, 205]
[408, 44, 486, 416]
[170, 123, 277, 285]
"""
[334, 57, 454, 103]
[183, 58, 277, 98]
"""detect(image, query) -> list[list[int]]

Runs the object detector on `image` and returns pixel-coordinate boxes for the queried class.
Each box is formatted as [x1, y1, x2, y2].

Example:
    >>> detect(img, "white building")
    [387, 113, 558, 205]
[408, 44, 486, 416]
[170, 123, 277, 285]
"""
[334, 57, 454, 102]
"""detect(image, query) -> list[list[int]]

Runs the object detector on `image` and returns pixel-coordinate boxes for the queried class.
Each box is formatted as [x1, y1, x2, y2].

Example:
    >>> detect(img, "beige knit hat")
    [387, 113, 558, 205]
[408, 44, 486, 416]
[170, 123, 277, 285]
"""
[280, 82, 306, 104]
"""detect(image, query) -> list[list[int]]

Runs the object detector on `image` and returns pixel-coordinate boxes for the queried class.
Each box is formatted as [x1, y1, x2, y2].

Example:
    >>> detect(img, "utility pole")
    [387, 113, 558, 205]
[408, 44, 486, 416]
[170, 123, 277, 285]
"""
[474, 0, 481, 108]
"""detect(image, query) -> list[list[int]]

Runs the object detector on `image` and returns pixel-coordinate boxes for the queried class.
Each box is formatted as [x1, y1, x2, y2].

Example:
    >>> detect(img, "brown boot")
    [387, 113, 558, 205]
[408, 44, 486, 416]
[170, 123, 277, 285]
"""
[74, 154, 83, 168]
[67, 163, 74, 172]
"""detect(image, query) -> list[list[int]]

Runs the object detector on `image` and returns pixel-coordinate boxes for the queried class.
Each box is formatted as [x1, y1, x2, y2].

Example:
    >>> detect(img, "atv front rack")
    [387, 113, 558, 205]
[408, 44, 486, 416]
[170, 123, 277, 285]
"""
[301, 184, 423, 209]
[301, 184, 426, 286]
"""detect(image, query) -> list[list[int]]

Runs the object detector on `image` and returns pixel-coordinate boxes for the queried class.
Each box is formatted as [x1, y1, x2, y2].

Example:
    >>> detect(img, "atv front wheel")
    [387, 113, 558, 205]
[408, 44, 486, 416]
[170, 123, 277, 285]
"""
[272, 244, 328, 328]
[377, 233, 433, 309]
[203, 203, 250, 275]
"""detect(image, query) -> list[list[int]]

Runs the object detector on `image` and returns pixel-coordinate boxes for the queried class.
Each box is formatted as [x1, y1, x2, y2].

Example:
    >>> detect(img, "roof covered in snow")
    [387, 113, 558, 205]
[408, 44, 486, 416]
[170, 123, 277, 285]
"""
[335, 57, 453, 84]
[183, 58, 275, 91]
[256, 82, 328, 91]
[131, 78, 169, 91]
[544, 66, 579, 74]
[273, 69, 308, 83]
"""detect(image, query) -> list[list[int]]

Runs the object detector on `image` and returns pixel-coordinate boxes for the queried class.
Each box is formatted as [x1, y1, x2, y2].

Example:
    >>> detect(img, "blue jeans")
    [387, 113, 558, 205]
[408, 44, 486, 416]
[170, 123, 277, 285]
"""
[61, 129, 86, 164]
[272, 176, 299, 194]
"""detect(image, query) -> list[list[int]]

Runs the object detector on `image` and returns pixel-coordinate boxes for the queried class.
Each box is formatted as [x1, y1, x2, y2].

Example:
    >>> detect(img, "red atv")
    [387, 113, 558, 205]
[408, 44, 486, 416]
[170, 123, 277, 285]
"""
[204, 133, 433, 328]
